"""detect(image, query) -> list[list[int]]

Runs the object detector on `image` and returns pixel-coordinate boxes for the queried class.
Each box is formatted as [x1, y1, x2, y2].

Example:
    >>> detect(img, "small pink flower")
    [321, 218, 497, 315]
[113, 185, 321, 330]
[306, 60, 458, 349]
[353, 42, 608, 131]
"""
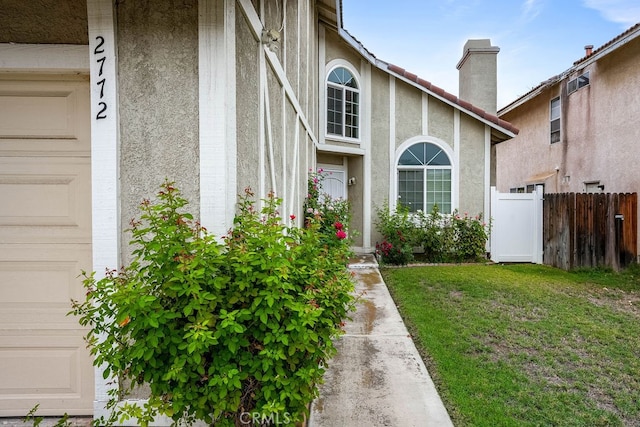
[334, 221, 344, 230]
[307, 208, 313, 213]
[290, 214, 296, 220]
[313, 178, 319, 184]
[336, 230, 347, 240]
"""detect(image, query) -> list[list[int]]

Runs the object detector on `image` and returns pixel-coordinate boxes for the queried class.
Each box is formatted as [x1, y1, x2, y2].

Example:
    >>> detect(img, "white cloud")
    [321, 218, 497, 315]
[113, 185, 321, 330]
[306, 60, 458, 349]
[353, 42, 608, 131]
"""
[583, 0, 640, 27]
[521, 0, 543, 21]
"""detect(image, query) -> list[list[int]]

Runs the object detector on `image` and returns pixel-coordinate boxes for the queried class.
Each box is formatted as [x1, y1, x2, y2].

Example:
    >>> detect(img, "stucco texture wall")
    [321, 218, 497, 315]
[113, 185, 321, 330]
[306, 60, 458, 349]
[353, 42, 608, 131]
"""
[458, 115, 485, 216]
[497, 87, 563, 193]
[370, 68, 390, 245]
[394, 81, 421, 148]
[117, 0, 200, 263]
[428, 99, 455, 150]
[324, 29, 362, 74]
[0, 0, 88, 44]
[235, 3, 261, 195]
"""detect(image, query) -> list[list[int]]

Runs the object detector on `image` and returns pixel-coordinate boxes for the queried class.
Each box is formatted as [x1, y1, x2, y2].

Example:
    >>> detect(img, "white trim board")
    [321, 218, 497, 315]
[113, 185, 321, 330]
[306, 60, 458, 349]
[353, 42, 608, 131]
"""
[0, 44, 90, 72]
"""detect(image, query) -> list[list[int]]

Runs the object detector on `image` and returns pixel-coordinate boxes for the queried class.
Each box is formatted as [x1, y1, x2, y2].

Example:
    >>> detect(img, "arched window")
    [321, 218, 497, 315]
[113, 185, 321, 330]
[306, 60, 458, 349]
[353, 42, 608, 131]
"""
[326, 66, 359, 139]
[397, 142, 452, 213]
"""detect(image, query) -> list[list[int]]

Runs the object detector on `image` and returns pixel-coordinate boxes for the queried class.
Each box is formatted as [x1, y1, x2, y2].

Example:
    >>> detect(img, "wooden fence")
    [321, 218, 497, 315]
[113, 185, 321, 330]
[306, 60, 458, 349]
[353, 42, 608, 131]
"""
[543, 193, 637, 271]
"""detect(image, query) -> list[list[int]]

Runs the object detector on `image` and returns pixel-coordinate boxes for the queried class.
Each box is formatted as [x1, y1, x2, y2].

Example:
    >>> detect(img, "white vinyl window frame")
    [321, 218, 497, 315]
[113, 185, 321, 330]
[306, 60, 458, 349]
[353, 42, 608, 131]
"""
[567, 71, 590, 94]
[324, 60, 361, 143]
[550, 96, 561, 144]
[393, 136, 457, 214]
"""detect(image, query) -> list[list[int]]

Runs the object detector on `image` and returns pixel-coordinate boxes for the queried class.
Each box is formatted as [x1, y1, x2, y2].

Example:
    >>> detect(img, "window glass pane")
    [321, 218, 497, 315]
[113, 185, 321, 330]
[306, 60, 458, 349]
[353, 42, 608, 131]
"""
[328, 67, 358, 89]
[429, 150, 450, 166]
[578, 72, 589, 88]
[550, 97, 560, 120]
[425, 167, 452, 214]
[398, 170, 424, 213]
[399, 150, 422, 165]
[327, 86, 343, 135]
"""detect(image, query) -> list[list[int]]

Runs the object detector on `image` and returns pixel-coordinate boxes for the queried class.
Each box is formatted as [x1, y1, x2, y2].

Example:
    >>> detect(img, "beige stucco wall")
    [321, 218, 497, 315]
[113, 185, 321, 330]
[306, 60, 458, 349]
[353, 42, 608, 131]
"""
[394, 80, 422, 147]
[428, 99, 455, 149]
[0, 0, 88, 44]
[497, 87, 561, 192]
[498, 35, 640, 195]
[117, 0, 200, 264]
[458, 115, 486, 216]
[370, 68, 391, 246]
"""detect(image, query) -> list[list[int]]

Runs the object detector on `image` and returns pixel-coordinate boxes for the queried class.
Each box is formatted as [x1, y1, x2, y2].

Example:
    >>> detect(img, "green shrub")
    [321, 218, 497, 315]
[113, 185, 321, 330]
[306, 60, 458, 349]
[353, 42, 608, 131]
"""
[70, 181, 355, 426]
[375, 203, 489, 265]
[374, 202, 419, 265]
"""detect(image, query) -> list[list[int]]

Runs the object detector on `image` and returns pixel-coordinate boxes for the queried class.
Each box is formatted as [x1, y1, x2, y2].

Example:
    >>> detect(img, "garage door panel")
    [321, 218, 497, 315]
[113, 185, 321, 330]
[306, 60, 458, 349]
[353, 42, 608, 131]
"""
[0, 77, 90, 155]
[0, 75, 93, 416]
[0, 157, 91, 243]
[0, 334, 93, 416]
[0, 245, 91, 329]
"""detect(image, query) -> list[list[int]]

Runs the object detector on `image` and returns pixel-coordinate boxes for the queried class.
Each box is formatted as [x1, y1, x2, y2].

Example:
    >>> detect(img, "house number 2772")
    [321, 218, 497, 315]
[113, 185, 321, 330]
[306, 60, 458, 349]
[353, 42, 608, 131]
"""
[94, 36, 108, 120]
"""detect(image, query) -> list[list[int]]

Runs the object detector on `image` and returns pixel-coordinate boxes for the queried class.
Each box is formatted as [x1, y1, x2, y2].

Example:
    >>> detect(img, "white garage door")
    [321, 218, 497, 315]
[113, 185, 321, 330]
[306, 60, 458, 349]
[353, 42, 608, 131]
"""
[0, 75, 93, 416]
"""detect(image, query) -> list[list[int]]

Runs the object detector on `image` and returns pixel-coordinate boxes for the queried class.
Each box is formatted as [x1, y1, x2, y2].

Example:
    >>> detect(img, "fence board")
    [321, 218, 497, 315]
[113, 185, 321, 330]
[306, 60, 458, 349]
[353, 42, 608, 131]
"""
[543, 192, 637, 271]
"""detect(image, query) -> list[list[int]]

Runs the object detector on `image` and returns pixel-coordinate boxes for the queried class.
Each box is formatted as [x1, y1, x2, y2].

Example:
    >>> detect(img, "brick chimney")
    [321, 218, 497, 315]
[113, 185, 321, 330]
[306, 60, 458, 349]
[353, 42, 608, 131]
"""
[585, 44, 594, 56]
[457, 39, 500, 115]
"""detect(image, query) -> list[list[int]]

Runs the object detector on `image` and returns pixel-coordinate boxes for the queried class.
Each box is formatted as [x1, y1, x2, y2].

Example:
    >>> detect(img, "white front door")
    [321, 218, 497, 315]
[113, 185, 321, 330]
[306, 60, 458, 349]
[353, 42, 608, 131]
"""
[319, 166, 347, 200]
[0, 75, 94, 416]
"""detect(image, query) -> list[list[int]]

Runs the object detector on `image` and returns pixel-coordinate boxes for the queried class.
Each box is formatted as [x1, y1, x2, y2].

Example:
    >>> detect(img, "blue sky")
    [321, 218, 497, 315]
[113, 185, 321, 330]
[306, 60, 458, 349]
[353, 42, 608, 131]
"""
[341, 0, 640, 110]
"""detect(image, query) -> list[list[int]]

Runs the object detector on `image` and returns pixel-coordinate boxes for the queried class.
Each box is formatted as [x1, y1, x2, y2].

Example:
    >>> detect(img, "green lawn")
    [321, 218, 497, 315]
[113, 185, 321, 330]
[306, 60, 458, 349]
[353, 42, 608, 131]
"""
[381, 263, 640, 427]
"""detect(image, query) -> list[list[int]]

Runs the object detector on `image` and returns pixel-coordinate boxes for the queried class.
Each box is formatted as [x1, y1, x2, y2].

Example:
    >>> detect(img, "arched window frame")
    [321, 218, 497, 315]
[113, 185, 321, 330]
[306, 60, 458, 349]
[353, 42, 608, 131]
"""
[325, 60, 361, 143]
[393, 136, 457, 214]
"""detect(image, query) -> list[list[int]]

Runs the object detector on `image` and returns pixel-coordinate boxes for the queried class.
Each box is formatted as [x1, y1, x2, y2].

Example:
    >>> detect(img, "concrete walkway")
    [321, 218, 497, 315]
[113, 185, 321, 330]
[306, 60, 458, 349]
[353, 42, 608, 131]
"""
[308, 255, 453, 427]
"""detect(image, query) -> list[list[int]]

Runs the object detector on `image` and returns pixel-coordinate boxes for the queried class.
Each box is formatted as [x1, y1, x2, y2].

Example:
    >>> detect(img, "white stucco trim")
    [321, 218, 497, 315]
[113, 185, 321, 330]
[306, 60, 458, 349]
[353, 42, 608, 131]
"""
[0, 44, 90, 72]
[316, 144, 365, 156]
[86, 0, 120, 419]
[422, 92, 429, 136]
[484, 125, 491, 221]
[453, 109, 461, 211]
[389, 76, 396, 209]
[393, 136, 458, 213]
[361, 60, 372, 251]
[318, 24, 326, 145]
[199, 0, 236, 238]
[259, 45, 267, 200]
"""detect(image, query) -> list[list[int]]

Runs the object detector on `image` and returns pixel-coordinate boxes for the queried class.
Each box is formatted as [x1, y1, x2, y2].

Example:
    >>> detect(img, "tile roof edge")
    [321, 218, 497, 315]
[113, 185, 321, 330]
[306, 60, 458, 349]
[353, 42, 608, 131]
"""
[387, 64, 518, 135]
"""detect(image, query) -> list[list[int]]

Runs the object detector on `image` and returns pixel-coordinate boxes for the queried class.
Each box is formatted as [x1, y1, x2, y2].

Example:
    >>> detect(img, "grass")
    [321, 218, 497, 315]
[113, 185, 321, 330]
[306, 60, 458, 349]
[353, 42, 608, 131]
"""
[381, 263, 640, 427]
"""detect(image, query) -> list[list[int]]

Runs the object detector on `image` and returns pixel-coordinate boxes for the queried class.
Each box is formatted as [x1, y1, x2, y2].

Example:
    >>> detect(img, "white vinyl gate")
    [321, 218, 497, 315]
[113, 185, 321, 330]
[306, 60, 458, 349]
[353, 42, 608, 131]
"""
[490, 186, 543, 264]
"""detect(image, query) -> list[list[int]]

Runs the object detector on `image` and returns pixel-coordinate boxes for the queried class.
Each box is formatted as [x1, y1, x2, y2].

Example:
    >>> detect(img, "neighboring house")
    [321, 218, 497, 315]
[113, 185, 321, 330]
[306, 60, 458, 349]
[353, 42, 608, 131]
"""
[0, 0, 515, 419]
[496, 22, 640, 255]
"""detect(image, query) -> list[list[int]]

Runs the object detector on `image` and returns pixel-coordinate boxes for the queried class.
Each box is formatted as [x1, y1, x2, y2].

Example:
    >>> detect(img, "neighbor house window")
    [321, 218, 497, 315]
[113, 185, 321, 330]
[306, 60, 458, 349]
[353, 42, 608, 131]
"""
[568, 71, 590, 94]
[397, 142, 452, 213]
[550, 97, 560, 144]
[327, 66, 359, 139]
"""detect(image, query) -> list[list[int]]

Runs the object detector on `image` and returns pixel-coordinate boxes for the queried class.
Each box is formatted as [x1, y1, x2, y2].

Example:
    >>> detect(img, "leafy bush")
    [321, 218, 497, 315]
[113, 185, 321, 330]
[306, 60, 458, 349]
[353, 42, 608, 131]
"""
[374, 202, 418, 265]
[375, 203, 490, 265]
[70, 181, 355, 426]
